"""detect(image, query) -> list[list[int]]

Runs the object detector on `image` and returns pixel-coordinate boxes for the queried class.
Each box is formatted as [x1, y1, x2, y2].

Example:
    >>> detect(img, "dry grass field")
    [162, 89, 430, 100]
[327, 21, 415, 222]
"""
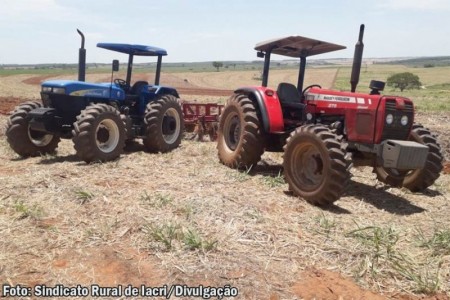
[1, 68, 449, 299]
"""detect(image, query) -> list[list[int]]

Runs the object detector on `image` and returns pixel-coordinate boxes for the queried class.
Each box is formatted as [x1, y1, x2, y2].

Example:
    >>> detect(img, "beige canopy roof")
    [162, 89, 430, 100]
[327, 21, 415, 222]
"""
[254, 36, 346, 58]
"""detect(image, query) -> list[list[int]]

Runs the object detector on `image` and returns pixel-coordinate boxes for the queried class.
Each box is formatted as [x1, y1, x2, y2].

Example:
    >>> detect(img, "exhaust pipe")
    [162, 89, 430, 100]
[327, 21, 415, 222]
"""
[77, 29, 86, 82]
[350, 24, 365, 93]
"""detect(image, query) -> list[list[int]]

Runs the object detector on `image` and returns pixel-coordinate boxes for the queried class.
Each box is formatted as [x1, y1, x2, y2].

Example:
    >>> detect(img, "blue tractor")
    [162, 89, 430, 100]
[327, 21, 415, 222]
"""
[6, 30, 184, 163]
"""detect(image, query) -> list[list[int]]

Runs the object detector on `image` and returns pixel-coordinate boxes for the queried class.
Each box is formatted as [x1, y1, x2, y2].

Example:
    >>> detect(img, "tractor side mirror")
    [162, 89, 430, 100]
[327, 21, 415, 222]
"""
[257, 51, 265, 58]
[112, 60, 119, 72]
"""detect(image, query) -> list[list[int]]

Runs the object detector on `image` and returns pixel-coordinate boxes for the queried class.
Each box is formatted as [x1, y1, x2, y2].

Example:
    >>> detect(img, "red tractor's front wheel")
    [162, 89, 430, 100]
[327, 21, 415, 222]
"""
[283, 125, 351, 206]
[217, 94, 265, 169]
[375, 124, 443, 191]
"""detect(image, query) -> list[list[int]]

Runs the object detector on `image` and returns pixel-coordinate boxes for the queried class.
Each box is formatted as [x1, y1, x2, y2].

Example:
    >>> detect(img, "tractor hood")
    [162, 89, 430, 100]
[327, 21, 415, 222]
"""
[42, 80, 125, 100]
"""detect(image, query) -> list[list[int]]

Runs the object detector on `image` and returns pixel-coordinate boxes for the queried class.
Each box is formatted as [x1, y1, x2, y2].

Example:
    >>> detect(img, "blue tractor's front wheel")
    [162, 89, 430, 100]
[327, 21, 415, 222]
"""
[72, 103, 126, 163]
[6, 101, 61, 157]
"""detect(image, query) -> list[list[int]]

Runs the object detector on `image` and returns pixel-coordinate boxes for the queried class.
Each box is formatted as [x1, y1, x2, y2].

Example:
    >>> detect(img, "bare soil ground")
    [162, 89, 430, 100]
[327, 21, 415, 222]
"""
[0, 72, 449, 299]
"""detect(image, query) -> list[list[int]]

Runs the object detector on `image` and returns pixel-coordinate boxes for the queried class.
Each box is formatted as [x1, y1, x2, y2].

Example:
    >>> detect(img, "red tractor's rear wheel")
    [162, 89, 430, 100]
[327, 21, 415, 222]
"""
[375, 124, 443, 191]
[283, 124, 351, 206]
[217, 94, 265, 168]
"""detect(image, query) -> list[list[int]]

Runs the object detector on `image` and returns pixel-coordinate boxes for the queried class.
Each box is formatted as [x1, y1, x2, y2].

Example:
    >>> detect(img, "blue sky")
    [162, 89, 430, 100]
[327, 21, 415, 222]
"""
[1, 0, 450, 64]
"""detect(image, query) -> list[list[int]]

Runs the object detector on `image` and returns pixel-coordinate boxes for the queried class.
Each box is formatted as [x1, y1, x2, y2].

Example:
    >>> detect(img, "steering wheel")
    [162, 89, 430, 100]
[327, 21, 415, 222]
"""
[114, 78, 127, 89]
[302, 84, 322, 98]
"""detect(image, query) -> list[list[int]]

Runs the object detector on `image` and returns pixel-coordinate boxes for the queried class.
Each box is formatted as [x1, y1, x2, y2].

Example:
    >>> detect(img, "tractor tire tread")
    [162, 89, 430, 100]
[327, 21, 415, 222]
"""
[375, 123, 443, 191]
[283, 124, 351, 206]
[143, 94, 184, 153]
[6, 101, 60, 157]
[72, 103, 126, 163]
[217, 94, 265, 168]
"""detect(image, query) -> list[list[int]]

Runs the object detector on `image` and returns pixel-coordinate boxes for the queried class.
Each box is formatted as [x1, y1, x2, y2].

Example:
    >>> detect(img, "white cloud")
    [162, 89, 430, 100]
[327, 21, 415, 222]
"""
[377, 0, 450, 11]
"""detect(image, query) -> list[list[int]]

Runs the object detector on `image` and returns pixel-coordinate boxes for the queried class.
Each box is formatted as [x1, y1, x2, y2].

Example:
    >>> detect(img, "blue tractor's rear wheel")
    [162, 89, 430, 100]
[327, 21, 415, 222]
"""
[143, 94, 184, 153]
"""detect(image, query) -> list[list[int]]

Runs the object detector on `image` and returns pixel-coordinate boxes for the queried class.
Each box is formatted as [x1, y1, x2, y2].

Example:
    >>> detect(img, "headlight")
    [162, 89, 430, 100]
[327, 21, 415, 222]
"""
[386, 114, 394, 125]
[42, 86, 52, 93]
[401, 115, 408, 126]
[52, 87, 66, 94]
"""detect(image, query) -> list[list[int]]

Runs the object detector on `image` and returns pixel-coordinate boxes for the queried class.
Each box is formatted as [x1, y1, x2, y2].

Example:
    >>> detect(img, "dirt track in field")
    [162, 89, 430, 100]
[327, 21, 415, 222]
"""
[1, 72, 449, 299]
[0, 67, 337, 99]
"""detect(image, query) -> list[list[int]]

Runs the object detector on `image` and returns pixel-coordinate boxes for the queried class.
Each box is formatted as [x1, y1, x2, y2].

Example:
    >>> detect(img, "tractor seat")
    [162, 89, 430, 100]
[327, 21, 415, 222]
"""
[277, 82, 305, 110]
[131, 81, 149, 95]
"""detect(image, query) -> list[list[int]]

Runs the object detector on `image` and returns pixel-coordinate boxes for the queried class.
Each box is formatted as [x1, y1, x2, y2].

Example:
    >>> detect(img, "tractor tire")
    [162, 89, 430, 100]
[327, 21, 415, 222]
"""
[217, 94, 265, 168]
[375, 124, 443, 191]
[72, 103, 126, 163]
[283, 124, 351, 206]
[6, 101, 60, 157]
[143, 94, 184, 153]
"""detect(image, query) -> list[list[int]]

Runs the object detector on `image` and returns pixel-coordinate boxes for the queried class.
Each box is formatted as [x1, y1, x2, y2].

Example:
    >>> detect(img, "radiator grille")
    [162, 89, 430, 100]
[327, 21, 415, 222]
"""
[40, 92, 88, 125]
[380, 99, 414, 141]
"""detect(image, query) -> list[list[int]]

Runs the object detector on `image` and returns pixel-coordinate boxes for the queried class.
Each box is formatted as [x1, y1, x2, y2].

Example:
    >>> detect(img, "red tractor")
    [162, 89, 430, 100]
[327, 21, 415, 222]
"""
[217, 25, 443, 205]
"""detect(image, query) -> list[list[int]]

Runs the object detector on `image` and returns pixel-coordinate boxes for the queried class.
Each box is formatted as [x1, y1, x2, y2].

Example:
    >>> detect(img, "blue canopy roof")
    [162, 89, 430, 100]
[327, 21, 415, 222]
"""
[97, 43, 167, 56]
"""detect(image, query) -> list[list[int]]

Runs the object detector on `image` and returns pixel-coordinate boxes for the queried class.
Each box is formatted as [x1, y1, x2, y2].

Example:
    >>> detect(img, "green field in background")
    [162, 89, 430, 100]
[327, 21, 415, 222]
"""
[333, 64, 450, 112]
[1, 60, 449, 112]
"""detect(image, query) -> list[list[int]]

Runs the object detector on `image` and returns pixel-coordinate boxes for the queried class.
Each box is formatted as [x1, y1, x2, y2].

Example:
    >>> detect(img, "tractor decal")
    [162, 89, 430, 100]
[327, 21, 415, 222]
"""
[308, 93, 357, 103]
[70, 89, 112, 97]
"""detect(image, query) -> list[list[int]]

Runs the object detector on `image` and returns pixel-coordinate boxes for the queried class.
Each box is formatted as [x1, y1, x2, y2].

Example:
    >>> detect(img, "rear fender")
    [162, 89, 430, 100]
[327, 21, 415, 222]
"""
[139, 86, 180, 115]
[234, 87, 284, 133]
[155, 86, 180, 98]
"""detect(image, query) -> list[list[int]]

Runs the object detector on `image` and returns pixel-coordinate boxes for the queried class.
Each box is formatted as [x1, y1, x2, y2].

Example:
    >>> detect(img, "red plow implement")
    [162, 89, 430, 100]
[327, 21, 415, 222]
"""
[182, 102, 223, 141]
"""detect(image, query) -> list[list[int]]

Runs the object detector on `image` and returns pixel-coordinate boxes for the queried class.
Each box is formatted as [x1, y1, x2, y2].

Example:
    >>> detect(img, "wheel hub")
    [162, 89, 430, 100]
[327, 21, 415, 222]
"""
[225, 115, 240, 151]
[307, 153, 324, 177]
[292, 144, 324, 190]
[95, 119, 120, 153]
[162, 116, 176, 135]
[27, 127, 53, 147]
[97, 126, 110, 143]
[161, 107, 181, 144]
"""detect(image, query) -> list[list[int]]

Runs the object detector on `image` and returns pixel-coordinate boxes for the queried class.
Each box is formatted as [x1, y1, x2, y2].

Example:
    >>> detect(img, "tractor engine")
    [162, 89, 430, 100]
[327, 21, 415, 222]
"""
[34, 80, 125, 138]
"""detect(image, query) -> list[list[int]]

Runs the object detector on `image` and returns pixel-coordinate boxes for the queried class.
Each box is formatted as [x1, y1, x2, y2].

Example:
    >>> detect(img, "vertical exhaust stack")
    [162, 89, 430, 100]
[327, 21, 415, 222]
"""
[350, 24, 365, 93]
[77, 29, 86, 82]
